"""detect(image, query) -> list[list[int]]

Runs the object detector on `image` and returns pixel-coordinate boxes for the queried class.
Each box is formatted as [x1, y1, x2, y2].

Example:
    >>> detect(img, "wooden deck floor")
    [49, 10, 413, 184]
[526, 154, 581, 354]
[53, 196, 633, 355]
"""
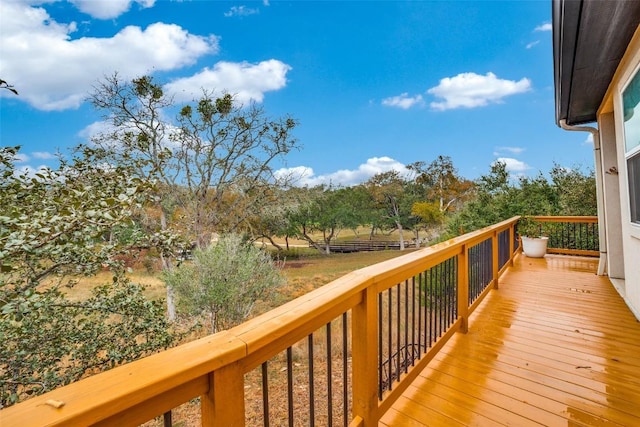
[380, 254, 640, 426]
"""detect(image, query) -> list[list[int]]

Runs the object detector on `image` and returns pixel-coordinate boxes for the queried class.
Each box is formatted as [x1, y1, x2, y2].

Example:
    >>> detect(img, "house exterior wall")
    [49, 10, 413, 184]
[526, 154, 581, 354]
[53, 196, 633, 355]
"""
[602, 26, 640, 319]
[598, 112, 625, 279]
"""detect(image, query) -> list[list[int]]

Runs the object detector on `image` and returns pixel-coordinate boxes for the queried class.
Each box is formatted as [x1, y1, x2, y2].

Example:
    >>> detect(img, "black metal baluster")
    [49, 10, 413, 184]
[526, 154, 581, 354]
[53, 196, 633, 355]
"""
[450, 257, 455, 325]
[444, 260, 450, 328]
[325, 323, 333, 427]
[396, 283, 401, 382]
[411, 276, 416, 366]
[287, 347, 294, 427]
[468, 246, 474, 304]
[378, 292, 383, 399]
[308, 334, 315, 427]
[418, 273, 427, 358]
[388, 288, 392, 391]
[453, 256, 458, 319]
[425, 267, 436, 347]
[262, 362, 270, 427]
[452, 256, 457, 324]
[404, 280, 409, 373]
[437, 263, 442, 337]
[163, 411, 172, 427]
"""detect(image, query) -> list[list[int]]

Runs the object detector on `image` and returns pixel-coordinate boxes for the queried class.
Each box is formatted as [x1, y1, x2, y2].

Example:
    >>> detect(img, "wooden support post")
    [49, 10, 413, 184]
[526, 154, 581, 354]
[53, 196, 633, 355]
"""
[457, 246, 469, 334]
[201, 362, 245, 426]
[351, 287, 379, 426]
[513, 222, 522, 257]
[492, 231, 500, 290]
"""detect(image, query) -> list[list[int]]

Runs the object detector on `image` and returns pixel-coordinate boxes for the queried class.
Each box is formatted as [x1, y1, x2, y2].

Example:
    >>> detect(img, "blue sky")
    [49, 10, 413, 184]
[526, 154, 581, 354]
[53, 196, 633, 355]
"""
[0, 0, 595, 186]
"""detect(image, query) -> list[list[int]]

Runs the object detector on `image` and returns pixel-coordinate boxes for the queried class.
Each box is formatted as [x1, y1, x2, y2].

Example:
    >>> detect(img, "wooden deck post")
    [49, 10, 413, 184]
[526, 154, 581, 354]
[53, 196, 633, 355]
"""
[201, 362, 245, 426]
[352, 287, 379, 426]
[511, 224, 517, 265]
[492, 231, 500, 290]
[457, 246, 469, 334]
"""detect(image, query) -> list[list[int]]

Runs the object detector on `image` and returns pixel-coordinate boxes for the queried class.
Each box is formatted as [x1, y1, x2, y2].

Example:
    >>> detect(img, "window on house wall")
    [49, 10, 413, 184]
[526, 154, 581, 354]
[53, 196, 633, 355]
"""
[622, 67, 640, 224]
[629, 153, 640, 223]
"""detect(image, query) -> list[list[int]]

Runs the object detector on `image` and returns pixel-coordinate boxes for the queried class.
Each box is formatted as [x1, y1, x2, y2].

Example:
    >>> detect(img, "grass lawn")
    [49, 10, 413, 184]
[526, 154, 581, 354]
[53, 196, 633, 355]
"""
[270, 249, 415, 305]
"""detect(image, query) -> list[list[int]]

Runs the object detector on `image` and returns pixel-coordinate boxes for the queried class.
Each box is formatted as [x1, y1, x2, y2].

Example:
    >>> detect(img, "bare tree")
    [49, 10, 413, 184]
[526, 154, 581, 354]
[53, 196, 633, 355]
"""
[172, 93, 298, 248]
[89, 74, 299, 319]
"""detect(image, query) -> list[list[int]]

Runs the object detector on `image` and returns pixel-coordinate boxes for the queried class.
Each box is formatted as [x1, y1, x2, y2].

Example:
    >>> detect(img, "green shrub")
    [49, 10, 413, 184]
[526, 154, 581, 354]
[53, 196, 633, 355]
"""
[164, 234, 285, 333]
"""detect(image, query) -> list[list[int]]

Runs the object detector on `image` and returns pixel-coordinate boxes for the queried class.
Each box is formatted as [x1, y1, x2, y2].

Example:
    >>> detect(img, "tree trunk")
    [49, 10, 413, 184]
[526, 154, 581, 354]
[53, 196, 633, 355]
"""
[301, 226, 326, 254]
[414, 229, 421, 248]
[396, 222, 405, 250]
[261, 235, 283, 250]
[160, 208, 177, 321]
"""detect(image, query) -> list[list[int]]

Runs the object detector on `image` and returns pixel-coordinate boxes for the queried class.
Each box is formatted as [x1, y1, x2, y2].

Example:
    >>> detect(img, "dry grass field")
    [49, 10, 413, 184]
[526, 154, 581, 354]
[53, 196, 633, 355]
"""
[61, 248, 413, 310]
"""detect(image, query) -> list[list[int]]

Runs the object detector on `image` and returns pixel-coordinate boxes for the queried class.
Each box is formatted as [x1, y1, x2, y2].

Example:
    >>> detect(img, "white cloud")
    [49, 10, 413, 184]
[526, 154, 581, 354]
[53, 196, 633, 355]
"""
[584, 133, 594, 145]
[382, 93, 425, 109]
[428, 72, 531, 111]
[32, 151, 56, 160]
[78, 120, 114, 141]
[494, 146, 525, 156]
[0, 2, 219, 111]
[274, 165, 316, 184]
[526, 40, 540, 49]
[164, 60, 291, 105]
[13, 153, 29, 163]
[224, 5, 259, 17]
[263, 0, 270, 5]
[534, 22, 552, 32]
[276, 157, 408, 187]
[70, 0, 155, 19]
[494, 157, 531, 173]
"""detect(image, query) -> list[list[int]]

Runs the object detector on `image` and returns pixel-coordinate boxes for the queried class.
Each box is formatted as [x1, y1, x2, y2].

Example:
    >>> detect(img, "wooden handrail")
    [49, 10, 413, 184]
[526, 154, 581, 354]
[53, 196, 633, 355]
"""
[532, 215, 598, 223]
[2, 216, 527, 426]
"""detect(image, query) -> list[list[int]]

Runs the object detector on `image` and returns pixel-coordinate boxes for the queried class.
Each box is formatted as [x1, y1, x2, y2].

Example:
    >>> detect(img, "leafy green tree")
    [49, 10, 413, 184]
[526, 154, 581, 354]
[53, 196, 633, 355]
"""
[0, 146, 176, 407]
[365, 171, 416, 250]
[446, 161, 596, 237]
[0, 278, 173, 408]
[408, 156, 473, 213]
[411, 201, 445, 245]
[516, 172, 558, 215]
[331, 186, 374, 238]
[244, 186, 298, 250]
[286, 186, 359, 254]
[163, 234, 285, 333]
[551, 163, 597, 215]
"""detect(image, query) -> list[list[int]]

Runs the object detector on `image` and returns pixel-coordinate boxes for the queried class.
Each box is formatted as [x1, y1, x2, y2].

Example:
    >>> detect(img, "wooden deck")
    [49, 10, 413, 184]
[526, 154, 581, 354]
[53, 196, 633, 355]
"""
[380, 254, 640, 426]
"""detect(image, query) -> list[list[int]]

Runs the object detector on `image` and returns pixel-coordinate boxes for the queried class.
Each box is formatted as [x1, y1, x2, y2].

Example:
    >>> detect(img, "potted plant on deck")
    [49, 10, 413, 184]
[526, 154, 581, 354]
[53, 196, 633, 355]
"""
[518, 216, 548, 258]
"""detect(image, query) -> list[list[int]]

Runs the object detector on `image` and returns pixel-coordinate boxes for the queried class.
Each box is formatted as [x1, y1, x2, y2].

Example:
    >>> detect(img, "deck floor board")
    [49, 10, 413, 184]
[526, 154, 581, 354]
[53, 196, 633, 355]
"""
[382, 254, 640, 426]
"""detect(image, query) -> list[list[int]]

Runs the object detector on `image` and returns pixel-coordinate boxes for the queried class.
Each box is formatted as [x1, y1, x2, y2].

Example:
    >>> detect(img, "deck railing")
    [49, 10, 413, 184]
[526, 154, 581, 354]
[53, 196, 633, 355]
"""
[525, 216, 599, 257]
[5, 215, 595, 426]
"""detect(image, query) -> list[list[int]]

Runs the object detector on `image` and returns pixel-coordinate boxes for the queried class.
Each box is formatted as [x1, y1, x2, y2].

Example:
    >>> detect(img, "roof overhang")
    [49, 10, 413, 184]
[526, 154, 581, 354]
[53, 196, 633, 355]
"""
[553, 0, 640, 126]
